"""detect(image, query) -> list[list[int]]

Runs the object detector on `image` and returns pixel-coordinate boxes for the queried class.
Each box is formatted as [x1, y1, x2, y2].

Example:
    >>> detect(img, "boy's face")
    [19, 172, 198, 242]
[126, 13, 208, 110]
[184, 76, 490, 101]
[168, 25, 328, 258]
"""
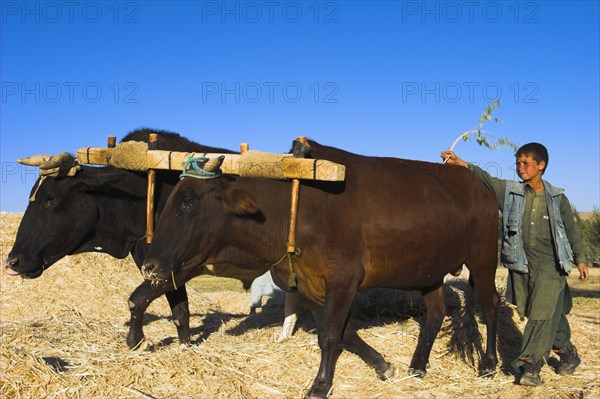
[516, 153, 545, 182]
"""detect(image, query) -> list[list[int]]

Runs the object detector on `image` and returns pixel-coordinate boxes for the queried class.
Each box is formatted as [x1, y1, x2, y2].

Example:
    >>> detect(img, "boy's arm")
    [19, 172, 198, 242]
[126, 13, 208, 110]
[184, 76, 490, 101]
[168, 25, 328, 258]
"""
[560, 195, 590, 280]
[467, 164, 507, 209]
[440, 150, 506, 209]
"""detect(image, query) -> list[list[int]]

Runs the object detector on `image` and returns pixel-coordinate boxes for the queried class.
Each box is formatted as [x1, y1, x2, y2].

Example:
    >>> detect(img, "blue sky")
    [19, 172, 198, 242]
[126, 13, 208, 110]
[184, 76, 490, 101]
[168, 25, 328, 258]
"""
[1, 1, 599, 211]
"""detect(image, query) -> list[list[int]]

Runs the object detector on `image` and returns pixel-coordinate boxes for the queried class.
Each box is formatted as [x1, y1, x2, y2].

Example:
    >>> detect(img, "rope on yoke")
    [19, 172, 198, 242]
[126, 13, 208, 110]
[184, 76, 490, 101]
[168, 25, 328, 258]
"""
[286, 245, 301, 288]
[180, 154, 221, 180]
[270, 246, 301, 288]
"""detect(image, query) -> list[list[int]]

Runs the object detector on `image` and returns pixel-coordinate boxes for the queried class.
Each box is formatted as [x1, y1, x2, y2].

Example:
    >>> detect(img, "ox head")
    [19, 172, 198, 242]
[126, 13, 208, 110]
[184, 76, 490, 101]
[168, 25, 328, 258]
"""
[142, 157, 259, 282]
[4, 153, 147, 278]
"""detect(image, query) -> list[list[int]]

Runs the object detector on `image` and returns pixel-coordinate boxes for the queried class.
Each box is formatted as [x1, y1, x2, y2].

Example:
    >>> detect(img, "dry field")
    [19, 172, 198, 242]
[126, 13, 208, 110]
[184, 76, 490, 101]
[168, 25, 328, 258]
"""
[1, 212, 599, 399]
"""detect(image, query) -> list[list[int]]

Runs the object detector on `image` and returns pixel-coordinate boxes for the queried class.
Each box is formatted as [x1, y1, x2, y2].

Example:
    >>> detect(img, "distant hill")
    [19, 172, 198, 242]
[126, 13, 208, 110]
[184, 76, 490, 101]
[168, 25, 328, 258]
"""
[579, 212, 597, 221]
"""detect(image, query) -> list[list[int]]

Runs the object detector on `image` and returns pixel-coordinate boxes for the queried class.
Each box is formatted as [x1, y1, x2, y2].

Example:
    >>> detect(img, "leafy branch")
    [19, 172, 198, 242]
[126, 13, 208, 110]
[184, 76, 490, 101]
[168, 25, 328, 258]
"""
[444, 100, 518, 162]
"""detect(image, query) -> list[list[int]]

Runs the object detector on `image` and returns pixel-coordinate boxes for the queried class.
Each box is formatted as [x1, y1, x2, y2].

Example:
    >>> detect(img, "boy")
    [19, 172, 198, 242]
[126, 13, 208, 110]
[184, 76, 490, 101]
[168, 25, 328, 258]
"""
[441, 143, 589, 386]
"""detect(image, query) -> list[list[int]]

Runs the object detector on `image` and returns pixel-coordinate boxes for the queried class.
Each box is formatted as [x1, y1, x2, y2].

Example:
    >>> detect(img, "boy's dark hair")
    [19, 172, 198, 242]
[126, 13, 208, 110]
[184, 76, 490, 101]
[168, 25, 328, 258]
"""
[516, 142, 549, 174]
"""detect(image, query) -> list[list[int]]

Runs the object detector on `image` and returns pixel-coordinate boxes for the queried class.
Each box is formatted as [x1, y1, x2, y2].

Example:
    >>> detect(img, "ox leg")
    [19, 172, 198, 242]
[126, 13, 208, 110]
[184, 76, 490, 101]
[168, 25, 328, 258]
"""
[343, 319, 395, 379]
[278, 291, 301, 342]
[127, 281, 159, 349]
[165, 285, 191, 346]
[469, 267, 500, 376]
[408, 283, 446, 377]
[305, 288, 356, 399]
[126, 281, 189, 349]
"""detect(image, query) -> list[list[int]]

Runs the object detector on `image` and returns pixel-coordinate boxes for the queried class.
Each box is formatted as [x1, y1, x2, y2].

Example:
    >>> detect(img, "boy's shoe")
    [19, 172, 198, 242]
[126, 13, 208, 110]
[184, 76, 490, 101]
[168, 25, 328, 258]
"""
[519, 360, 543, 386]
[555, 346, 581, 375]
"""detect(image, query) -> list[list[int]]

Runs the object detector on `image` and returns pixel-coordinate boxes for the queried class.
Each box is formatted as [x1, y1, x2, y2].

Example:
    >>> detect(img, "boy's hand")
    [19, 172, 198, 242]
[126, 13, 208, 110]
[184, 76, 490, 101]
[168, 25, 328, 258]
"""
[577, 263, 589, 281]
[440, 151, 469, 168]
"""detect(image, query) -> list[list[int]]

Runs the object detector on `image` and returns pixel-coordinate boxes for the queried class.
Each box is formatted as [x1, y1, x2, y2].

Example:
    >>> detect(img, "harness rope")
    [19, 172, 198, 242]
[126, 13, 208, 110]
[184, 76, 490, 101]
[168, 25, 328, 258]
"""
[29, 176, 47, 202]
[171, 271, 178, 291]
[29, 162, 81, 202]
[269, 246, 301, 288]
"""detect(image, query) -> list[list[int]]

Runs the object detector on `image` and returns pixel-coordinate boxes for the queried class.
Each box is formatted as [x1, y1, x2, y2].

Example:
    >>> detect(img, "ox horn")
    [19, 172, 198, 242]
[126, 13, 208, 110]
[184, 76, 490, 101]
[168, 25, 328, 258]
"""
[16, 154, 53, 166]
[17, 152, 75, 169]
[40, 152, 75, 169]
[202, 155, 225, 172]
[38, 152, 76, 169]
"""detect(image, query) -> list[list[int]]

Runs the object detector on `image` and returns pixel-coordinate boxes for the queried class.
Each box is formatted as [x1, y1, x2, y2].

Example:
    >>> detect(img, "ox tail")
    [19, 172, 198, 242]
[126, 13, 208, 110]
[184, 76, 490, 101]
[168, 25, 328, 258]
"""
[441, 277, 483, 370]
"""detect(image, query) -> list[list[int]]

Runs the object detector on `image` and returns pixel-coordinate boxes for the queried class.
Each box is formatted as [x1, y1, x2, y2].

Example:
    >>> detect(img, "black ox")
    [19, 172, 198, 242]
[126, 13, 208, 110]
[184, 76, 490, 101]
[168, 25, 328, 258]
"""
[3, 128, 267, 348]
[142, 140, 501, 399]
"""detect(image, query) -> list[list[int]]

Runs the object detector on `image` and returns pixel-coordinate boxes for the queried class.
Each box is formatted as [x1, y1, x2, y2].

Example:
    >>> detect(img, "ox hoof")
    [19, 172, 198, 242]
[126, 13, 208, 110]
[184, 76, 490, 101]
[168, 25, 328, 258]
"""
[407, 368, 427, 378]
[304, 382, 332, 399]
[478, 356, 498, 378]
[303, 392, 329, 399]
[277, 332, 293, 343]
[126, 335, 144, 350]
[478, 368, 498, 378]
[177, 335, 192, 346]
[377, 362, 395, 380]
[130, 338, 155, 352]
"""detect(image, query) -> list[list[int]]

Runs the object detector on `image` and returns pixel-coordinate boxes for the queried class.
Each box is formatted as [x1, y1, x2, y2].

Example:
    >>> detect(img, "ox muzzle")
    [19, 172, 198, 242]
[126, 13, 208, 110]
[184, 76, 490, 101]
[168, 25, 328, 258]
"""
[3, 257, 20, 276]
[142, 258, 185, 291]
[2, 255, 44, 278]
[141, 258, 169, 282]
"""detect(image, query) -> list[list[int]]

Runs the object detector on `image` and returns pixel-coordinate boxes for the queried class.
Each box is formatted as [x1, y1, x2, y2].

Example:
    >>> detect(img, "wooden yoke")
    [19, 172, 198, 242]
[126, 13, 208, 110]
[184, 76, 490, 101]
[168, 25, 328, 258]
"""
[75, 134, 344, 288]
[76, 146, 344, 180]
[146, 134, 158, 244]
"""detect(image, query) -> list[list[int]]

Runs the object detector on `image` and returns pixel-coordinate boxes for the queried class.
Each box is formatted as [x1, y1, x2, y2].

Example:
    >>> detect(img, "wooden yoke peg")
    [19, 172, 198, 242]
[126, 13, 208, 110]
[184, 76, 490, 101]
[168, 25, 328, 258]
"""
[148, 133, 159, 150]
[240, 143, 249, 154]
[146, 133, 158, 244]
[107, 136, 116, 148]
[287, 179, 301, 253]
[296, 136, 308, 146]
[287, 136, 308, 254]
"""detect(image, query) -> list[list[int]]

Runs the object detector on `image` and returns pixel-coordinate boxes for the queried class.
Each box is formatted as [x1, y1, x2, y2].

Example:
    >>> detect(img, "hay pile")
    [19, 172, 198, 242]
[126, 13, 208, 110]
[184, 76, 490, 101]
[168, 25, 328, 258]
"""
[1, 212, 598, 398]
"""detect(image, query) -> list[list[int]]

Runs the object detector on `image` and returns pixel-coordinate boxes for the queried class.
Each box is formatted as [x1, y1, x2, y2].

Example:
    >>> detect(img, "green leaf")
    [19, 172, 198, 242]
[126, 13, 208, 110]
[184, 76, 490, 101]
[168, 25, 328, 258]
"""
[448, 100, 518, 154]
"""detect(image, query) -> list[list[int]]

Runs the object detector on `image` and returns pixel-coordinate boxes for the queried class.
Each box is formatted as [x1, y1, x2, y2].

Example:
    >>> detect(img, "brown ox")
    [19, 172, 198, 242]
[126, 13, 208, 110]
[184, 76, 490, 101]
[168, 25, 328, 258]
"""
[142, 141, 500, 399]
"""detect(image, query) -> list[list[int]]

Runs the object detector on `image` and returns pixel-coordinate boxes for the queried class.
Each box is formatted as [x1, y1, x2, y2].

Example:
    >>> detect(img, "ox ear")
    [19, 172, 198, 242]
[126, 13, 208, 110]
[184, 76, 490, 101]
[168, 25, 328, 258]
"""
[221, 187, 259, 216]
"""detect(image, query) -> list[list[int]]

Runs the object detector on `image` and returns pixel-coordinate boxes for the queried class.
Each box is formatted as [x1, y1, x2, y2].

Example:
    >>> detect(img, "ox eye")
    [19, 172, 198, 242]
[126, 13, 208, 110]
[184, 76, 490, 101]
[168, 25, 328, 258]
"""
[179, 197, 193, 211]
[42, 195, 57, 208]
